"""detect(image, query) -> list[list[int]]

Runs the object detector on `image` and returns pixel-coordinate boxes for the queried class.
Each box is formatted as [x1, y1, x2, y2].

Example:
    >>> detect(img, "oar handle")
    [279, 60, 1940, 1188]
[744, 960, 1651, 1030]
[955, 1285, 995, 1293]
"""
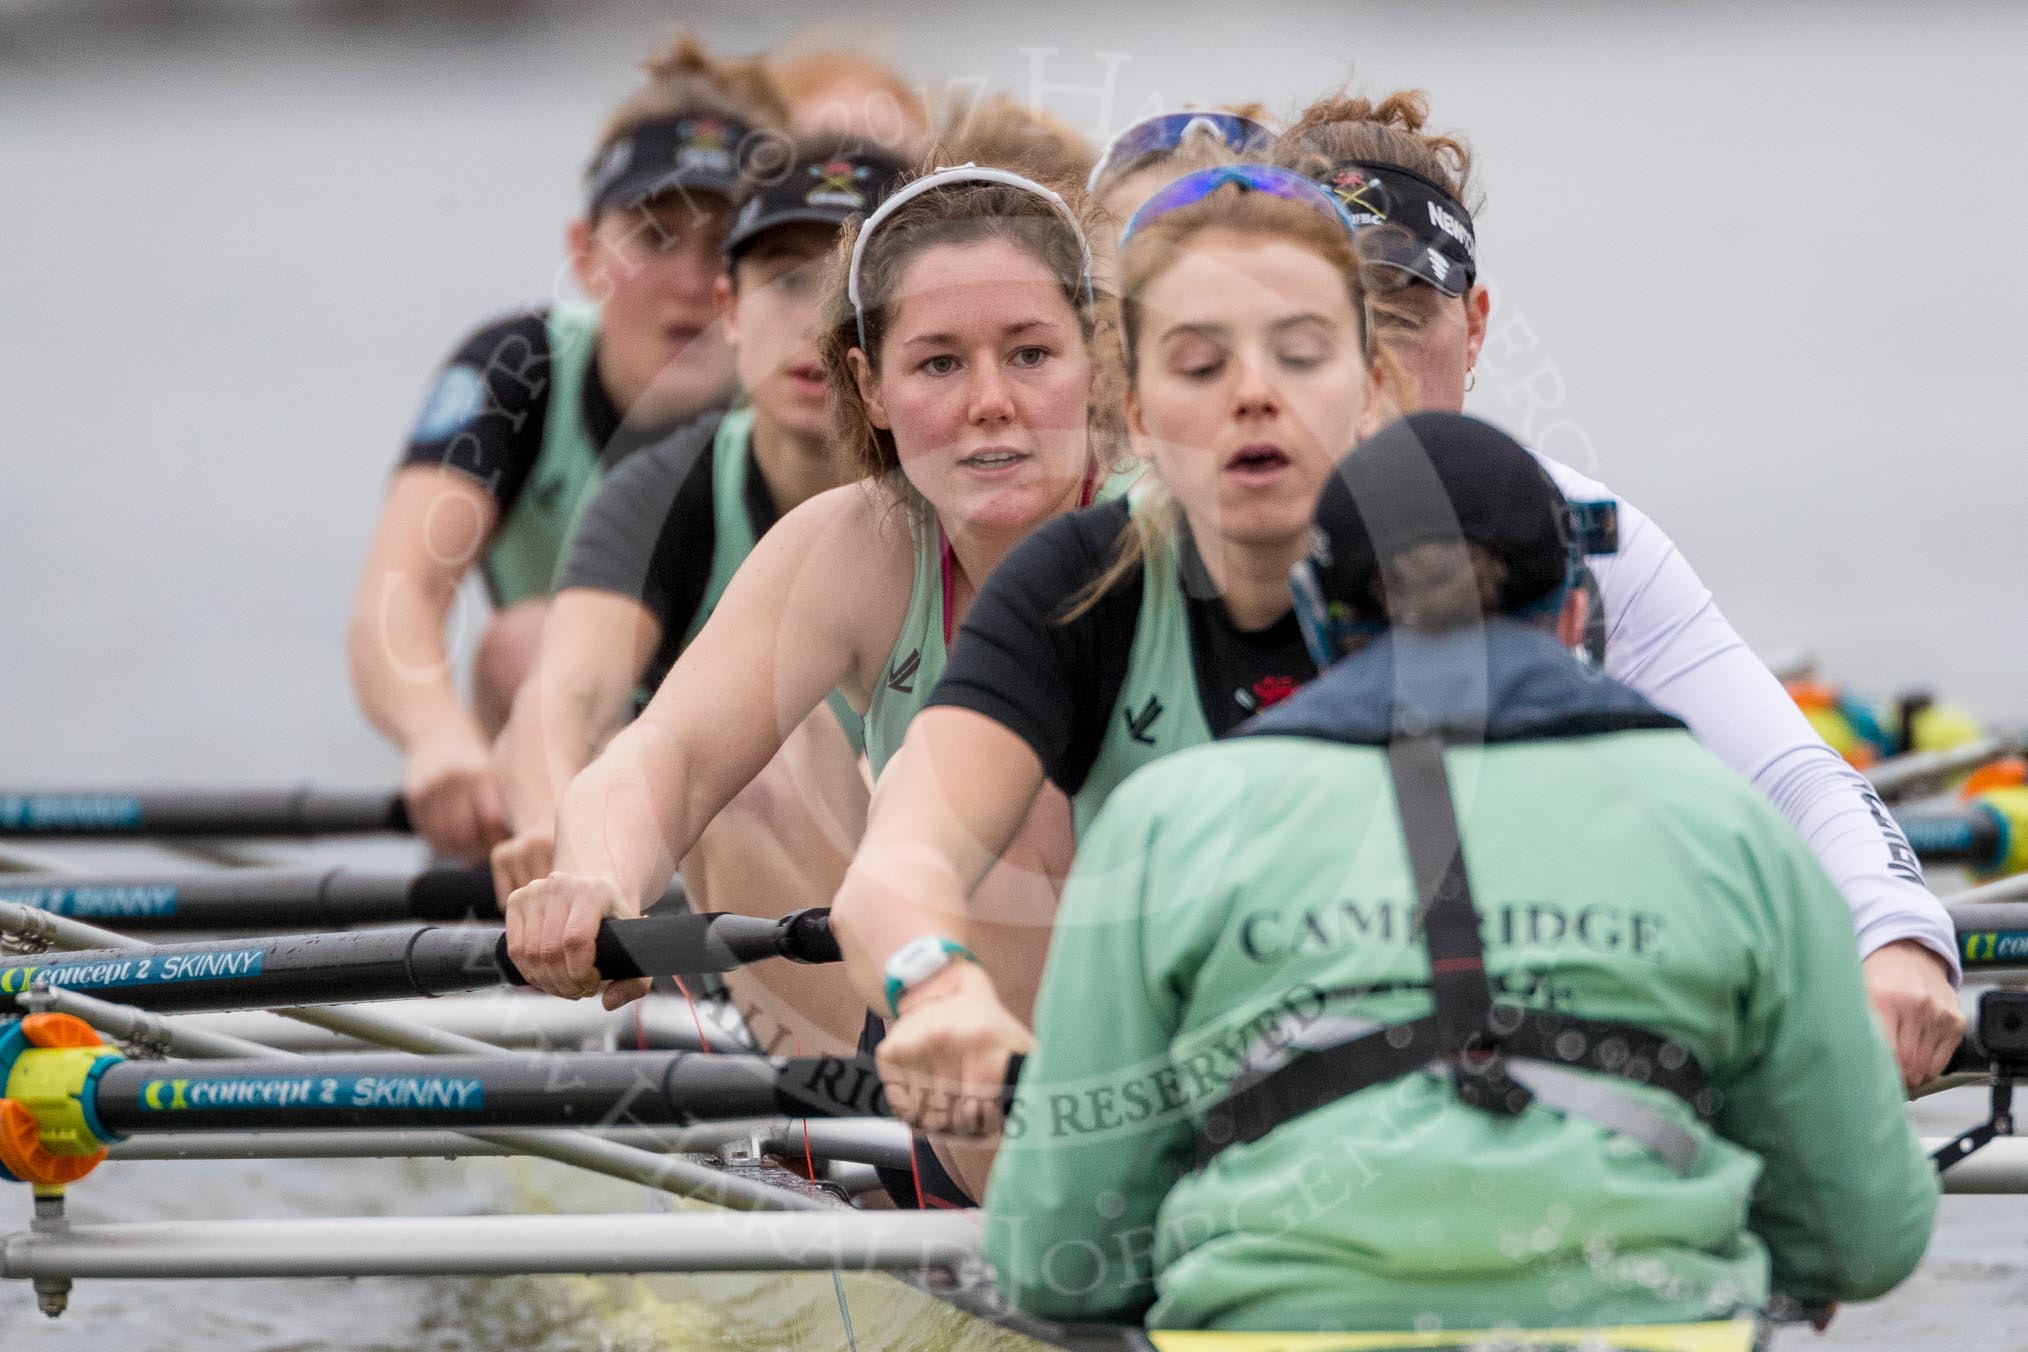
[494, 908, 839, 985]
[1897, 805, 2008, 871]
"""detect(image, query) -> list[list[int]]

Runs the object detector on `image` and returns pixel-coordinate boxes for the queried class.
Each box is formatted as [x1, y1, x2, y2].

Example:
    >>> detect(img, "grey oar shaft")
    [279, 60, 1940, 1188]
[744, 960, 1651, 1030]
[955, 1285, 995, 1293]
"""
[0, 1211, 981, 1280]
[174, 992, 747, 1054]
[1953, 872, 2028, 907]
[1869, 738, 2009, 801]
[1930, 1137, 2028, 1194]
[108, 1122, 777, 1161]
[1, 905, 819, 1214]
[39, 986, 279, 1060]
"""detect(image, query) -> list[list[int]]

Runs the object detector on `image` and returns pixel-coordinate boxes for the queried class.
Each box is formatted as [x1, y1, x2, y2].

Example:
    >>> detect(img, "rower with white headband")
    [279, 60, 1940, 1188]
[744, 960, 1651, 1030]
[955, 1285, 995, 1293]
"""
[504, 148, 1137, 1207]
[829, 158, 1420, 1172]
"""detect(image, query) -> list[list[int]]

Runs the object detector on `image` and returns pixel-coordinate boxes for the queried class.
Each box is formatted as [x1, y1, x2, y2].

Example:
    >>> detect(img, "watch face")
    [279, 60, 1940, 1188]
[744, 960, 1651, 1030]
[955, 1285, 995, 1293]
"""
[890, 935, 951, 985]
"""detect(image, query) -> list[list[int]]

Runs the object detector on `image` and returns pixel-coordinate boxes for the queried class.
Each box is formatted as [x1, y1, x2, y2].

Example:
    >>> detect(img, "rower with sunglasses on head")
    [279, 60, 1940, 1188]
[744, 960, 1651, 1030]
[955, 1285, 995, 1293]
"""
[504, 133, 1136, 1203]
[831, 158, 1398, 1165]
[348, 35, 786, 866]
[487, 136, 908, 1054]
[982, 412, 1936, 1341]
[834, 90, 1962, 1136]
[1086, 108, 1277, 234]
[1271, 90, 1963, 1087]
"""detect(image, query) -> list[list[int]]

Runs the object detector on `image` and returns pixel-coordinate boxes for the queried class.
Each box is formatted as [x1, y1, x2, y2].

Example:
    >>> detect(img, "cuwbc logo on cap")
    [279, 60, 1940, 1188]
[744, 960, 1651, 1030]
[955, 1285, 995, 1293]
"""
[806, 160, 871, 209]
[677, 117, 735, 172]
[1329, 167, 1387, 223]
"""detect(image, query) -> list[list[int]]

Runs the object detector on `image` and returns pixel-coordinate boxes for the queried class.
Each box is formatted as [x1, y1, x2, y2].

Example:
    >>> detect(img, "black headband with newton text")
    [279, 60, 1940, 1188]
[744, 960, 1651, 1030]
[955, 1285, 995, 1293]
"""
[1320, 159, 1478, 296]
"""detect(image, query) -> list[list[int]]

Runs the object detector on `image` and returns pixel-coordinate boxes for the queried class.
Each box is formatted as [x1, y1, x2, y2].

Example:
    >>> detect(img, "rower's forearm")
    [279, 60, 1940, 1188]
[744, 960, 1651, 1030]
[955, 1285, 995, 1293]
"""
[1759, 743, 1960, 980]
[347, 576, 471, 751]
[499, 674, 625, 835]
[550, 722, 694, 907]
[832, 846, 977, 1015]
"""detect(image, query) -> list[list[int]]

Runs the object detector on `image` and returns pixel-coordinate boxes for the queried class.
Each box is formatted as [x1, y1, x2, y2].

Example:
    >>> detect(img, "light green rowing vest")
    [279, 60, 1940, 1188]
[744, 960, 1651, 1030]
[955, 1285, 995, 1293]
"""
[861, 467, 1146, 779]
[602, 406, 864, 754]
[1071, 502, 1214, 836]
[681, 407, 761, 647]
[863, 509, 945, 778]
[689, 409, 866, 753]
[483, 304, 605, 606]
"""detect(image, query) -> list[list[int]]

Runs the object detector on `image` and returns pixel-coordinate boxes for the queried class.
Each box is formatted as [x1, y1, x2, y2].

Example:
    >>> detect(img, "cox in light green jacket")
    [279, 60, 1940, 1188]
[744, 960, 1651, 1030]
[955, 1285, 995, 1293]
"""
[982, 624, 1936, 1334]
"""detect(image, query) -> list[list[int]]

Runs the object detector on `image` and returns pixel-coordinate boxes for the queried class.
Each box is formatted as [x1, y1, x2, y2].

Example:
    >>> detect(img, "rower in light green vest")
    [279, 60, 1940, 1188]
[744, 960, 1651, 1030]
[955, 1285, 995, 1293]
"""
[1067, 497, 1212, 835]
[482, 304, 608, 606]
[863, 466, 1144, 778]
[347, 45, 784, 864]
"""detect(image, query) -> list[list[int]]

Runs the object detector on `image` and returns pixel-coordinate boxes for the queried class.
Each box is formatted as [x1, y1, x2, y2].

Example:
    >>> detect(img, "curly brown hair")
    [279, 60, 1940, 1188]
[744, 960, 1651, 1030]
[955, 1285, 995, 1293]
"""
[929, 94, 1097, 190]
[1272, 89, 1475, 209]
[591, 32, 791, 171]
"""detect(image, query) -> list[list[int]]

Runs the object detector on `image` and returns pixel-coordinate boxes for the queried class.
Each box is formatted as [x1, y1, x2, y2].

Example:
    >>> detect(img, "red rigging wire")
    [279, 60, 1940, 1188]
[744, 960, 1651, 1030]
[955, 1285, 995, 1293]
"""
[668, 973, 712, 1055]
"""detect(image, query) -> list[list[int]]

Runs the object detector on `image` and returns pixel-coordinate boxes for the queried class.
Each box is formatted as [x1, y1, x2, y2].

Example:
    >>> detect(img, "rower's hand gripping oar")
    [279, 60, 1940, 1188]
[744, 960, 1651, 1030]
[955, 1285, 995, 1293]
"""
[0, 908, 840, 1015]
[501, 907, 843, 988]
[1933, 989, 2028, 1174]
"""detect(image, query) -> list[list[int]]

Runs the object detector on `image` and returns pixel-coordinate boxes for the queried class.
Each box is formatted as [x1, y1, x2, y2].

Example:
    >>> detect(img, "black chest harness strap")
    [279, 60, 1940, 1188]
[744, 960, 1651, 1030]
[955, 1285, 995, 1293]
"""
[1196, 732, 1719, 1175]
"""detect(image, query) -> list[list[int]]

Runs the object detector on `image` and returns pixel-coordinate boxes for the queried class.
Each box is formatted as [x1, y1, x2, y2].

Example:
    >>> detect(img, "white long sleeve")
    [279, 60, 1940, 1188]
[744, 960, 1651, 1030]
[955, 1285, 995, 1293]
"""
[1538, 455, 1959, 982]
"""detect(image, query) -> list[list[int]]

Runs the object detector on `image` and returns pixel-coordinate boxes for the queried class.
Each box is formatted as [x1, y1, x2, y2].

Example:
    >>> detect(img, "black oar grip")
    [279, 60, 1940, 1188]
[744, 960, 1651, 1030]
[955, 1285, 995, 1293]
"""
[495, 911, 834, 986]
[490, 918, 696, 985]
[405, 866, 499, 922]
[777, 908, 839, 964]
[1943, 1035, 1987, 1078]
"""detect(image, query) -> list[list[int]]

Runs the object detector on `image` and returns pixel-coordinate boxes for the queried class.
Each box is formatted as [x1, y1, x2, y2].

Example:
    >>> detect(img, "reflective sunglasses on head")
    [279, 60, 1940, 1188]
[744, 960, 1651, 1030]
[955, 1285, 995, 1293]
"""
[846, 163, 1096, 350]
[1117, 163, 1359, 249]
[1086, 110, 1276, 193]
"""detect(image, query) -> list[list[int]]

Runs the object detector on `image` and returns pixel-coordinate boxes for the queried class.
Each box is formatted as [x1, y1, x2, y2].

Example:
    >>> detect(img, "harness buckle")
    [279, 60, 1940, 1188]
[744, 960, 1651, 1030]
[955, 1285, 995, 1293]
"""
[1451, 1038, 1533, 1117]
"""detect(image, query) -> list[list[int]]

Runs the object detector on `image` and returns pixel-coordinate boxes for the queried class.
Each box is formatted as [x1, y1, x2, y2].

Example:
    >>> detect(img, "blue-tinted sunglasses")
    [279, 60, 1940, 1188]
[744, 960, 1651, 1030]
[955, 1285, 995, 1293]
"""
[1118, 164, 1358, 248]
[1087, 111, 1276, 193]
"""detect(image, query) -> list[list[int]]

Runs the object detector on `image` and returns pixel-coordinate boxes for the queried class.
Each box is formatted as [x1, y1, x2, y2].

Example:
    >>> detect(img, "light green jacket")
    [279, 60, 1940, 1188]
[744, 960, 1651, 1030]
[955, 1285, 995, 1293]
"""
[983, 717, 1935, 1331]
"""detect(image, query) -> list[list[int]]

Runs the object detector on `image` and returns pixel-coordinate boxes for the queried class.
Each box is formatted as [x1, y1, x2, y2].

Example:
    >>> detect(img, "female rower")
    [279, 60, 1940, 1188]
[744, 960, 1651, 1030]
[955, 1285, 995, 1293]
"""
[486, 137, 907, 1050]
[503, 153, 1125, 1194]
[832, 160, 1395, 1143]
[347, 35, 787, 862]
[1085, 106, 1276, 233]
[1269, 90, 1962, 1084]
[837, 88, 1959, 1144]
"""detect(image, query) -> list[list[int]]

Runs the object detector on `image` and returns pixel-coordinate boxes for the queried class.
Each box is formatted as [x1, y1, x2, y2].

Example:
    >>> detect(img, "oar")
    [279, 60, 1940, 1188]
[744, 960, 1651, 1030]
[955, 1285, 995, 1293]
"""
[0, 906, 839, 1014]
[1869, 736, 2014, 802]
[1899, 805, 2013, 871]
[0, 906, 820, 1217]
[1950, 899, 2028, 969]
[0, 866, 689, 931]
[1898, 786, 2028, 876]
[0, 787, 406, 839]
[0, 865, 496, 929]
[0, 1019, 1013, 1166]
[76, 1048, 887, 1135]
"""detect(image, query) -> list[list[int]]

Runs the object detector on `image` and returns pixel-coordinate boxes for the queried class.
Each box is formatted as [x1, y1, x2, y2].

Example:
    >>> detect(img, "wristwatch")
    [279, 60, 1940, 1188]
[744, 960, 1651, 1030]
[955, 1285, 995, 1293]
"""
[882, 935, 981, 1017]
